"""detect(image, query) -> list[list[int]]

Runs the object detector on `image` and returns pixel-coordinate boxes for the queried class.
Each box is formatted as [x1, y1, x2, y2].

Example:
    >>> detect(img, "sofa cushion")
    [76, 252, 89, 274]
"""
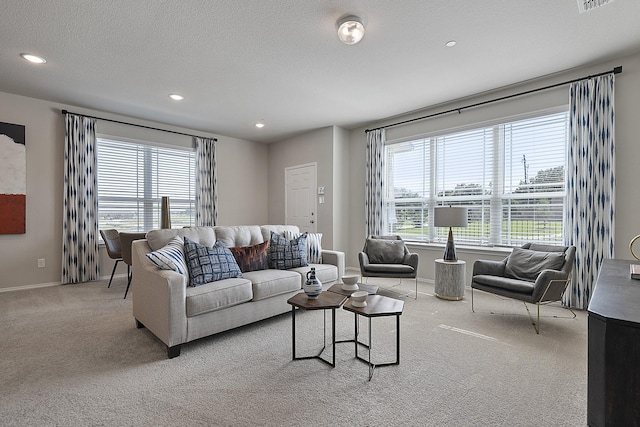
[284, 231, 323, 264]
[473, 274, 535, 294]
[364, 264, 415, 274]
[289, 263, 338, 287]
[242, 269, 301, 301]
[185, 277, 253, 317]
[146, 227, 216, 251]
[145, 236, 189, 276]
[214, 225, 264, 248]
[229, 241, 269, 273]
[366, 238, 405, 264]
[268, 231, 308, 269]
[184, 238, 243, 287]
[504, 247, 565, 282]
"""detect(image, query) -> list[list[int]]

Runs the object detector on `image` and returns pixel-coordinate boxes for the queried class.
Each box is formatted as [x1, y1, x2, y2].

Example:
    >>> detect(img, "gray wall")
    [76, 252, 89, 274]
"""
[347, 52, 640, 281]
[267, 126, 336, 249]
[2, 50, 640, 290]
[0, 91, 268, 290]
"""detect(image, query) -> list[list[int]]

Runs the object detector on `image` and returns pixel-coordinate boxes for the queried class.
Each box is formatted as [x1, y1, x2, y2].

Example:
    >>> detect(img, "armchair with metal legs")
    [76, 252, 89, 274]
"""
[358, 235, 419, 299]
[471, 243, 576, 333]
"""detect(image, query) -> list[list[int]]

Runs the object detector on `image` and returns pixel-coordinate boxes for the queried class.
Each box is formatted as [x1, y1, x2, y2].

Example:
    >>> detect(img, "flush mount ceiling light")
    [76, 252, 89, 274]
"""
[445, 40, 457, 47]
[337, 15, 365, 45]
[577, 0, 614, 13]
[168, 94, 184, 101]
[20, 53, 46, 64]
[255, 122, 265, 128]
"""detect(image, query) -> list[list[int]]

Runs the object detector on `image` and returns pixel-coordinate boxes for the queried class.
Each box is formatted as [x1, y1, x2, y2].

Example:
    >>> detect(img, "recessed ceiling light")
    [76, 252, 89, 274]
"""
[20, 53, 46, 64]
[445, 40, 457, 47]
[255, 122, 265, 128]
[168, 94, 184, 101]
[337, 15, 365, 45]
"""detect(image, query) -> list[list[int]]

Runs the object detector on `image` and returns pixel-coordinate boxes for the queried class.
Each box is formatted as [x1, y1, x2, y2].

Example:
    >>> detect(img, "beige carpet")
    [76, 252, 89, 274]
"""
[0, 277, 587, 426]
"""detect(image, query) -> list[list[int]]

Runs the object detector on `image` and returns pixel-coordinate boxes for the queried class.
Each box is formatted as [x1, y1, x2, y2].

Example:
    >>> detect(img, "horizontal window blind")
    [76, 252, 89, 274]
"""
[97, 137, 195, 233]
[384, 109, 568, 247]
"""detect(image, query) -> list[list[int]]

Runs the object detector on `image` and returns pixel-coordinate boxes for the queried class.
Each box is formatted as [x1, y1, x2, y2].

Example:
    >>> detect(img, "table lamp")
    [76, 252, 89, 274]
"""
[434, 206, 468, 261]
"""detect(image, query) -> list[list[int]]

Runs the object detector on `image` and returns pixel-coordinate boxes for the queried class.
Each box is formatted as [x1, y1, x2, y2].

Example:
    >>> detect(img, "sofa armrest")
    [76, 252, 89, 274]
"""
[321, 249, 345, 280]
[358, 251, 370, 269]
[533, 269, 570, 302]
[131, 240, 188, 348]
[403, 252, 419, 270]
[472, 259, 506, 277]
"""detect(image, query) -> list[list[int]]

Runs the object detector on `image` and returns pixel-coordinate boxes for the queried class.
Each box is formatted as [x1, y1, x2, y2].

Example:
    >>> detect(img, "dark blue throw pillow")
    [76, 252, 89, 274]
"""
[184, 237, 242, 287]
[268, 231, 308, 269]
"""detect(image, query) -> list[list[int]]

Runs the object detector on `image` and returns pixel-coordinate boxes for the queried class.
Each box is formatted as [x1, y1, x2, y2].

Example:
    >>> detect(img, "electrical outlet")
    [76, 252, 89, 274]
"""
[37, 258, 45, 268]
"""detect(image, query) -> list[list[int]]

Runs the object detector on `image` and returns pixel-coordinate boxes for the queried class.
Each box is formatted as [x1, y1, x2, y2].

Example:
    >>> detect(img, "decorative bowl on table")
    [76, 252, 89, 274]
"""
[350, 290, 368, 307]
[341, 275, 360, 291]
[342, 274, 360, 291]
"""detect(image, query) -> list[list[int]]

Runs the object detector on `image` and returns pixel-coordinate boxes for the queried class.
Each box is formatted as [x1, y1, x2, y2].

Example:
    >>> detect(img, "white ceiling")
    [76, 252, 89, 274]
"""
[1, 1, 639, 143]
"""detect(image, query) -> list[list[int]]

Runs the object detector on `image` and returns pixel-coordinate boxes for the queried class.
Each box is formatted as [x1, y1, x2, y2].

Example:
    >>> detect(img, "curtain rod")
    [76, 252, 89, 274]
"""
[365, 66, 622, 133]
[60, 109, 218, 141]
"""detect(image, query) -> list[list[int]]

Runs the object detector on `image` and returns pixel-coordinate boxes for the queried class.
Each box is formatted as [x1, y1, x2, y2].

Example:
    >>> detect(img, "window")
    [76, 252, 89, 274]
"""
[385, 109, 568, 247]
[97, 137, 196, 233]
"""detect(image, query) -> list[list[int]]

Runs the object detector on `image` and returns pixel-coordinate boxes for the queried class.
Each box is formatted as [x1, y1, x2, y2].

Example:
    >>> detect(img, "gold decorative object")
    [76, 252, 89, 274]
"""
[161, 196, 171, 229]
[630, 235, 640, 261]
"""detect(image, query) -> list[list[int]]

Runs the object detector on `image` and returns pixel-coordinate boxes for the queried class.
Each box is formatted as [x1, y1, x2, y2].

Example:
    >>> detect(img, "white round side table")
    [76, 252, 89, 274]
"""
[435, 259, 466, 300]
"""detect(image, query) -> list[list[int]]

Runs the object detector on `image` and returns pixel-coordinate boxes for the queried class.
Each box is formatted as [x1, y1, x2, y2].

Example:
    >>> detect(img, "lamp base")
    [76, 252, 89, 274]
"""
[442, 227, 458, 262]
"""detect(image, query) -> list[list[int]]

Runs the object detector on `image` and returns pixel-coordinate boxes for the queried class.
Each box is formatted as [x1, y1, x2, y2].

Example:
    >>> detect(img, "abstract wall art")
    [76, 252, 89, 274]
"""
[0, 122, 26, 234]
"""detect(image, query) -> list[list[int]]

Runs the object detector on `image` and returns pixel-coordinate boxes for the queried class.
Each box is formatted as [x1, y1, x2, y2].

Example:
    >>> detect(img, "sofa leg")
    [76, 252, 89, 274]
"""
[167, 345, 181, 359]
[135, 319, 145, 329]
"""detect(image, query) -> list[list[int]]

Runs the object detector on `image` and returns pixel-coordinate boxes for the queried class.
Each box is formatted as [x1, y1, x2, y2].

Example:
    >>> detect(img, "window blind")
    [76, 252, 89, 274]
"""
[97, 137, 196, 233]
[384, 109, 568, 247]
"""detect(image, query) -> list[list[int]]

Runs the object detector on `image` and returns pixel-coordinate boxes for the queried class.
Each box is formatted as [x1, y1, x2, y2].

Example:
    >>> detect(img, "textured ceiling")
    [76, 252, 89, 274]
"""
[1, 1, 639, 143]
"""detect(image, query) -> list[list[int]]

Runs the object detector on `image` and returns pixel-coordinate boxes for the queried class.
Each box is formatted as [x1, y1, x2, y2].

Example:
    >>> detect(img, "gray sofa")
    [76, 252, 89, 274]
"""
[131, 225, 345, 358]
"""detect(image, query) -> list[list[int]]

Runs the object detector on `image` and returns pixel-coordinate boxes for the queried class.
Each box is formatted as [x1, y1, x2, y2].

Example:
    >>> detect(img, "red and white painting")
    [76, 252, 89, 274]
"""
[0, 122, 26, 234]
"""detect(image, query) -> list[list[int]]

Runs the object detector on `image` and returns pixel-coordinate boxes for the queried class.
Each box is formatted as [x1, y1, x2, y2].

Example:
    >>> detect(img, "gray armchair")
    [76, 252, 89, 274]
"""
[471, 243, 576, 333]
[358, 235, 419, 299]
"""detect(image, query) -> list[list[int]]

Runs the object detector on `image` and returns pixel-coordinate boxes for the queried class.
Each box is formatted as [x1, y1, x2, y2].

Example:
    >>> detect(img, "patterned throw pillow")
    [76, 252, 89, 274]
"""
[145, 236, 189, 276]
[229, 241, 269, 273]
[283, 231, 323, 264]
[268, 231, 308, 270]
[183, 237, 243, 287]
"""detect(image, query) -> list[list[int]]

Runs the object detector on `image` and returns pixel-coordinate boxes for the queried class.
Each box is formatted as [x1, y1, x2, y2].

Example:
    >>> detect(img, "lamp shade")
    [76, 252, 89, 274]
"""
[434, 206, 468, 228]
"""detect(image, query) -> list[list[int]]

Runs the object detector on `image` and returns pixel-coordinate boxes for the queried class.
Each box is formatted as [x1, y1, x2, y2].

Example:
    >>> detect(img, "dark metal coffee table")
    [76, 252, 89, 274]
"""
[287, 291, 347, 367]
[342, 294, 405, 380]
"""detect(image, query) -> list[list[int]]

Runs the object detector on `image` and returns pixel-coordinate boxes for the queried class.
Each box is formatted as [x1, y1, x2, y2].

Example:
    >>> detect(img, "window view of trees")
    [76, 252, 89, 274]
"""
[385, 110, 568, 247]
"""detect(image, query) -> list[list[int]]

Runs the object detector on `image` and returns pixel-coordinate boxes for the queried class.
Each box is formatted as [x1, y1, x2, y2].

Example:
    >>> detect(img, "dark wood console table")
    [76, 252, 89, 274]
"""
[587, 258, 640, 426]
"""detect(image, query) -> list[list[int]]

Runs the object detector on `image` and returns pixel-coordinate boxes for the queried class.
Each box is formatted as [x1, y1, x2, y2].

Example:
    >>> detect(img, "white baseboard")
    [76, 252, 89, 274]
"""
[0, 281, 61, 293]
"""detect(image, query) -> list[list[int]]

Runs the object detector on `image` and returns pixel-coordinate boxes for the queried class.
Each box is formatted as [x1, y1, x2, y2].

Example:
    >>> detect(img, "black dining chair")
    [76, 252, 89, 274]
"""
[100, 229, 123, 288]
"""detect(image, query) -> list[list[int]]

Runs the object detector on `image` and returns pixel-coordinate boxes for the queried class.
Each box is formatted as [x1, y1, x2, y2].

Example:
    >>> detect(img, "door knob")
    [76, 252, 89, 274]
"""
[310, 220, 315, 224]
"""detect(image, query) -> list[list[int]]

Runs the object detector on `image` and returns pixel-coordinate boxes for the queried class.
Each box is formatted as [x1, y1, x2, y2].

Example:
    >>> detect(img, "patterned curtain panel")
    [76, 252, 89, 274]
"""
[564, 74, 615, 309]
[62, 114, 99, 284]
[195, 137, 218, 226]
[365, 129, 385, 236]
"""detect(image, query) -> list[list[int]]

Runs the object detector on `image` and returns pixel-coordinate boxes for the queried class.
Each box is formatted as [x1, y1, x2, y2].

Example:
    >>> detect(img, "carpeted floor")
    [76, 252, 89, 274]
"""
[0, 277, 587, 426]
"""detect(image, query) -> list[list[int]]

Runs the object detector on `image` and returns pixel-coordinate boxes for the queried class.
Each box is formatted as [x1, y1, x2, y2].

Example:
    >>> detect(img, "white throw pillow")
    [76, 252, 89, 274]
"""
[284, 231, 323, 264]
[145, 236, 189, 276]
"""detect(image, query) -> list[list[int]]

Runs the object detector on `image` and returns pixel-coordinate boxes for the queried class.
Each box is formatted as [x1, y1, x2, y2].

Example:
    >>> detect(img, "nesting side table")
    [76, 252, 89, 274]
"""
[343, 295, 404, 381]
[287, 291, 347, 367]
[434, 259, 466, 300]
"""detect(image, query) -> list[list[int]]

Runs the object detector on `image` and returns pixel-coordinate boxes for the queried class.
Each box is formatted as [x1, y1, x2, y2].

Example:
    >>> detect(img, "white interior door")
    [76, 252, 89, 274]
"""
[285, 163, 317, 233]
